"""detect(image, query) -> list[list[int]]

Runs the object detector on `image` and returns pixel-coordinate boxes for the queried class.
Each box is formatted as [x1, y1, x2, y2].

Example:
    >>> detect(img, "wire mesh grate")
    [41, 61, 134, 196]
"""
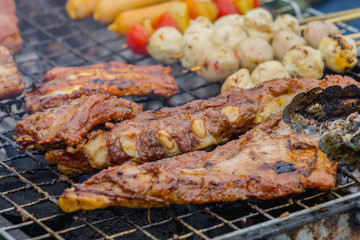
[0, 0, 360, 239]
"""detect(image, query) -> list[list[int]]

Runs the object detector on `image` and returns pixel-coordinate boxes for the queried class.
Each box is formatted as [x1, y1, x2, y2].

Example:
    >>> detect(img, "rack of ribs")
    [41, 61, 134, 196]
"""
[0, 0, 23, 54]
[15, 94, 142, 151]
[25, 61, 178, 113]
[0, 46, 24, 100]
[59, 114, 337, 212]
[45, 75, 360, 174]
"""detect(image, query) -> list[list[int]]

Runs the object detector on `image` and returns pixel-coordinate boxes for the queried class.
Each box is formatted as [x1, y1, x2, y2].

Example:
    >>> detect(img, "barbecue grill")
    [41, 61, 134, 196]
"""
[1, 0, 360, 239]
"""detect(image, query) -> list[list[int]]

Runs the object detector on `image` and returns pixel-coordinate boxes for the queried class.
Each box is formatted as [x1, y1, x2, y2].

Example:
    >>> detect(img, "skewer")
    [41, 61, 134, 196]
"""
[182, 31, 360, 75]
[300, 11, 360, 30]
[345, 32, 360, 40]
[299, 8, 360, 24]
[181, 65, 202, 74]
[173, 54, 183, 59]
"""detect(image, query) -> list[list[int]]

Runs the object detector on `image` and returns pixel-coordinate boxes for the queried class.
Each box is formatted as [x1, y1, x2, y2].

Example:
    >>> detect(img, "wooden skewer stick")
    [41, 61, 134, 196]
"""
[345, 32, 360, 40]
[300, 11, 360, 30]
[190, 66, 202, 72]
[299, 8, 360, 24]
[173, 54, 183, 59]
[181, 65, 202, 74]
[325, 11, 360, 24]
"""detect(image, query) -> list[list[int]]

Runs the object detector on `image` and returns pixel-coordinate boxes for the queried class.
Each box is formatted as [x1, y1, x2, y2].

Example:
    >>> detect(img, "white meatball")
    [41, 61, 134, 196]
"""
[221, 68, 254, 93]
[197, 47, 240, 82]
[251, 61, 290, 86]
[273, 14, 301, 35]
[272, 30, 306, 61]
[214, 14, 245, 28]
[146, 27, 182, 64]
[319, 34, 358, 73]
[245, 8, 273, 23]
[304, 21, 340, 48]
[236, 37, 274, 71]
[244, 8, 274, 42]
[180, 33, 214, 69]
[211, 16, 247, 50]
[283, 46, 324, 79]
[184, 16, 213, 37]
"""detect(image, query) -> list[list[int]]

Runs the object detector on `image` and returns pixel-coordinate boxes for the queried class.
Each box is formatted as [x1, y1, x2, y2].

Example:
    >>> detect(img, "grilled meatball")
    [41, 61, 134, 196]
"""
[251, 60, 290, 86]
[272, 30, 306, 61]
[273, 14, 301, 35]
[283, 46, 324, 79]
[221, 68, 254, 93]
[304, 21, 340, 48]
[147, 27, 182, 64]
[211, 14, 247, 51]
[236, 36, 274, 71]
[180, 33, 214, 69]
[184, 16, 213, 37]
[244, 8, 274, 42]
[213, 14, 245, 28]
[197, 47, 240, 82]
[318, 34, 358, 73]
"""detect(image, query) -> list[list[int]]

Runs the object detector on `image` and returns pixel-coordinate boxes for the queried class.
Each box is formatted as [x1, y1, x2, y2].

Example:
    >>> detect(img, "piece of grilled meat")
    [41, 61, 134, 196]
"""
[47, 75, 360, 173]
[0, 0, 23, 54]
[59, 114, 337, 212]
[25, 62, 178, 113]
[15, 94, 142, 151]
[0, 46, 24, 100]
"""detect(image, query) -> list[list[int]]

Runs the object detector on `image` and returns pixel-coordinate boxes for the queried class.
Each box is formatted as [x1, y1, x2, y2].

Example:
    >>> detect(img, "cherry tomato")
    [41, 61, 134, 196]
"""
[126, 24, 150, 56]
[153, 12, 179, 30]
[214, 0, 239, 17]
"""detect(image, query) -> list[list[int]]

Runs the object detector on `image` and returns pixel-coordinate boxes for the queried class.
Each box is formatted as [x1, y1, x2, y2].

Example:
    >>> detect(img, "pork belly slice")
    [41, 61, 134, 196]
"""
[25, 62, 178, 113]
[47, 75, 360, 173]
[0, 0, 23, 54]
[15, 94, 142, 151]
[59, 114, 337, 212]
[0, 46, 24, 100]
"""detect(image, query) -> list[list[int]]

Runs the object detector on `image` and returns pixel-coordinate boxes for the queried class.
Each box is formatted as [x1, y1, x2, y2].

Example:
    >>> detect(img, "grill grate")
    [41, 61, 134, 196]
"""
[0, 0, 360, 239]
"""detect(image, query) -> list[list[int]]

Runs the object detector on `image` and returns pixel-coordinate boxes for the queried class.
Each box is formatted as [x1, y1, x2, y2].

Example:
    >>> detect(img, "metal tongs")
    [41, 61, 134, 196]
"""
[282, 84, 360, 163]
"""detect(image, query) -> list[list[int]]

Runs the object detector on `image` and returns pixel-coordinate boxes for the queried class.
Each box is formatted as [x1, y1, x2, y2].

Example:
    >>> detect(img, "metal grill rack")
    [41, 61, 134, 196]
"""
[0, 0, 360, 239]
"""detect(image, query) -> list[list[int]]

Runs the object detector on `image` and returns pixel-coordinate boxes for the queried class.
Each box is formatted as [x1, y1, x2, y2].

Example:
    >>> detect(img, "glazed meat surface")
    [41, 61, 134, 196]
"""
[25, 62, 178, 113]
[46, 75, 360, 173]
[0, 46, 24, 100]
[59, 114, 337, 212]
[15, 94, 142, 151]
[0, 0, 23, 53]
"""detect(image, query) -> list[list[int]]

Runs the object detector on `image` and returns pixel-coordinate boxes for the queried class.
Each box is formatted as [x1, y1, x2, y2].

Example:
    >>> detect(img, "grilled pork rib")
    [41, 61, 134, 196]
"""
[47, 75, 360, 173]
[0, 0, 23, 53]
[0, 46, 24, 100]
[25, 62, 178, 113]
[15, 94, 142, 151]
[59, 114, 337, 212]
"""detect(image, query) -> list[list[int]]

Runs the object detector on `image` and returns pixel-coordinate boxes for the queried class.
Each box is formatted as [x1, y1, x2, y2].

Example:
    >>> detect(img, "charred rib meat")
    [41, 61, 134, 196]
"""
[25, 62, 178, 113]
[47, 75, 360, 173]
[59, 114, 337, 212]
[0, 46, 24, 100]
[15, 94, 142, 151]
[0, 0, 23, 53]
